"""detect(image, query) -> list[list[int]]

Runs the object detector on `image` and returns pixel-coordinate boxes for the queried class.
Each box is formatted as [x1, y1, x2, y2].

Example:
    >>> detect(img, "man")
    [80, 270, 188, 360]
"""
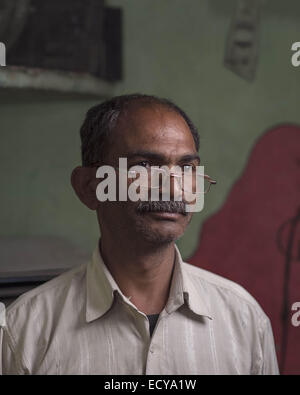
[0, 94, 279, 374]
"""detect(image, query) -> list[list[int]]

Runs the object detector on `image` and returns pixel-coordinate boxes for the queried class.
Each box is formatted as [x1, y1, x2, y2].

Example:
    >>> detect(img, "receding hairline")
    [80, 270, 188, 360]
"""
[80, 94, 200, 166]
[105, 102, 195, 158]
[113, 100, 192, 132]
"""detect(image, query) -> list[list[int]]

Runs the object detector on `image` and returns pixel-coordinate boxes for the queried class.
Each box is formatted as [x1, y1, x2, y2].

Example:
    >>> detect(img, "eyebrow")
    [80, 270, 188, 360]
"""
[124, 150, 201, 164]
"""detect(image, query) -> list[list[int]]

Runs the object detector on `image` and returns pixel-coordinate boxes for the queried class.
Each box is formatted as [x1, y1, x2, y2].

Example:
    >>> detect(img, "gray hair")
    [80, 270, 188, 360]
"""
[80, 93, 200, 166]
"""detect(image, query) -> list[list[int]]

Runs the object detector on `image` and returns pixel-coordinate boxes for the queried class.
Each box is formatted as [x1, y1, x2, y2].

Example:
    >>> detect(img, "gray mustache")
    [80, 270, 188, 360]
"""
[136, 200, 187, 215]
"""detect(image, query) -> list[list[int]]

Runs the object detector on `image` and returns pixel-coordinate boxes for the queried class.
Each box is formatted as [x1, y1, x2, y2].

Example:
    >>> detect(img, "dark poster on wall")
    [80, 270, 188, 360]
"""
[0, 0, 122, 81]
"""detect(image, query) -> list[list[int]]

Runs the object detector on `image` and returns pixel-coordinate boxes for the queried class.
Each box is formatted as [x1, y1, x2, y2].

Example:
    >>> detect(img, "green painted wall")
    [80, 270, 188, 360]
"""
[0, 90, 101, 253]
[0, 0, 300, 260]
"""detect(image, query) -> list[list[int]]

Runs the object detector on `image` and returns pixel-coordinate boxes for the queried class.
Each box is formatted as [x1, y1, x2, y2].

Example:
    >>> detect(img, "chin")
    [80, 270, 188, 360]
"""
[134, 217, 187, 245]
[139, 230, 180, 245]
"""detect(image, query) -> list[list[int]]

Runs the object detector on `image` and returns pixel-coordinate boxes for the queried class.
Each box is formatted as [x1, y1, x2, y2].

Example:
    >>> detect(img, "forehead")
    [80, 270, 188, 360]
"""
[108, 104, 197, 159]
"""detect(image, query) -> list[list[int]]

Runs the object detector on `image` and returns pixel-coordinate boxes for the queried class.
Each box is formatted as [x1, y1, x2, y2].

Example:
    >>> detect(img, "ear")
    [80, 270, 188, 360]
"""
[71, 166, 100, 210]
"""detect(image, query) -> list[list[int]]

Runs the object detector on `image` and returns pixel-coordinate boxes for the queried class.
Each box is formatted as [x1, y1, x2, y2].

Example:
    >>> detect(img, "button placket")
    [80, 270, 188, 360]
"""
[144, 311, 167, 374]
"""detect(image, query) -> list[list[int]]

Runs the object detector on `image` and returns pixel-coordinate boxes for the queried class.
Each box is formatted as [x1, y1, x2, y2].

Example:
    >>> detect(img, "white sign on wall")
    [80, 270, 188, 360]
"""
[224, 0, 262, 81]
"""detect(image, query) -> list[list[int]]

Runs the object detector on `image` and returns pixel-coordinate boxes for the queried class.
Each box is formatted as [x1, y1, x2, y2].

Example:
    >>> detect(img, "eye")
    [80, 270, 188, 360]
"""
[128, 161, 151, 174]
[182, 164, 195, 171]
[138, 161, 151, 168]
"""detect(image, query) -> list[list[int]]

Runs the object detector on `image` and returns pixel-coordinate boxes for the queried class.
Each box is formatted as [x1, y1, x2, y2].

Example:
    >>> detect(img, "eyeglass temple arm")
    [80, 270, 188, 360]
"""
[203, 174, 217, 185]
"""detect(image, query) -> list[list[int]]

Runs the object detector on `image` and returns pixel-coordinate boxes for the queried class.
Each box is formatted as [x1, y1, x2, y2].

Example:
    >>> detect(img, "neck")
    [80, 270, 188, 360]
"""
[99, 235, 176, 315]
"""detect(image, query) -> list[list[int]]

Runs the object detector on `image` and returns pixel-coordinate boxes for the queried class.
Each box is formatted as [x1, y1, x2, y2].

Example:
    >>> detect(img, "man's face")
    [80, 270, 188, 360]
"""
[97, 104, 199, 245]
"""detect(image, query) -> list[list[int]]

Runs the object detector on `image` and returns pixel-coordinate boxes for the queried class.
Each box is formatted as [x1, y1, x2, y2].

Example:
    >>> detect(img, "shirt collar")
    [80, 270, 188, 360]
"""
[165, 245, 213, 320]
[86, 245, 134, 323]
[86, 243, 212, 323]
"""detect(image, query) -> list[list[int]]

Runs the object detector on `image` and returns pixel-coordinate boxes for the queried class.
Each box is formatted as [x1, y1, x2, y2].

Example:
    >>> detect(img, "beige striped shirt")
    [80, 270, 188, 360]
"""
[0, 244, 279, 374]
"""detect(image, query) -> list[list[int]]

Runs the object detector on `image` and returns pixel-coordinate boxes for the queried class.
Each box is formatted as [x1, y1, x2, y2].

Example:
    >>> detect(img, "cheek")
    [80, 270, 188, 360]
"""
[105, 201, 140, 222]
[97, 201, 125, 220]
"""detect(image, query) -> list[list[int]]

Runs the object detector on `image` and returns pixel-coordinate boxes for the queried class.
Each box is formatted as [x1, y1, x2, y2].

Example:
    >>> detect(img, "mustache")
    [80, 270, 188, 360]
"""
[136, 200, 187, 215]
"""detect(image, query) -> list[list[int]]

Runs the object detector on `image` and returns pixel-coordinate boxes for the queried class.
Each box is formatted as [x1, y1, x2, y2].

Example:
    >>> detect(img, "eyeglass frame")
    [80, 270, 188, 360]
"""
[89, 161, 216, 195]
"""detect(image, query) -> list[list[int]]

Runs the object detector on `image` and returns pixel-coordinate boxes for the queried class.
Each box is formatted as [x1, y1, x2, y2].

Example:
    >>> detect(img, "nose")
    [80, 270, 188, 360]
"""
[161, 172, 182, 201]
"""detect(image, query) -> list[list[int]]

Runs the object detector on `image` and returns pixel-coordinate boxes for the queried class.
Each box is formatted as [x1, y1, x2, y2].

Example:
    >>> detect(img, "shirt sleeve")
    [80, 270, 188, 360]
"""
[0, 302, 7, 374]
[260, 317, 280, 375]
[0, 302, 24, 375]
[0, 302, 6, 374]
[0, 328, 3, 374]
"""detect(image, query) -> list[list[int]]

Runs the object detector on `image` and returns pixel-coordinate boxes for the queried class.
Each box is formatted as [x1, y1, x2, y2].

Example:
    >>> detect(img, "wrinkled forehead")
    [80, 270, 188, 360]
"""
[107, 103, 197, 158]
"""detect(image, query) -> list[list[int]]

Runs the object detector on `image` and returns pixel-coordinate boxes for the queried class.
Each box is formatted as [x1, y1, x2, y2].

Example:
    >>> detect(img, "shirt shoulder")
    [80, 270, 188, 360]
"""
[2, 263, 88, 374]
[6, 263, 87, 318]
[181, 261, 279, 375]
[182, 261, 269, 322]
[4, 263, 87, 349]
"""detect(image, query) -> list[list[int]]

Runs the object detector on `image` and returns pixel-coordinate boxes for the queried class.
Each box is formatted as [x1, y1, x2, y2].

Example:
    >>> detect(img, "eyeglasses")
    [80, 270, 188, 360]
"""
[119, 166, 216, 195]
[89, 162, 216, 195]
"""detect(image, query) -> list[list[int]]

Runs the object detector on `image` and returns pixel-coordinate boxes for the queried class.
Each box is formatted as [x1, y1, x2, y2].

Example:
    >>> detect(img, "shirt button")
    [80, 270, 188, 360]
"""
[150, 347, 154, 354]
